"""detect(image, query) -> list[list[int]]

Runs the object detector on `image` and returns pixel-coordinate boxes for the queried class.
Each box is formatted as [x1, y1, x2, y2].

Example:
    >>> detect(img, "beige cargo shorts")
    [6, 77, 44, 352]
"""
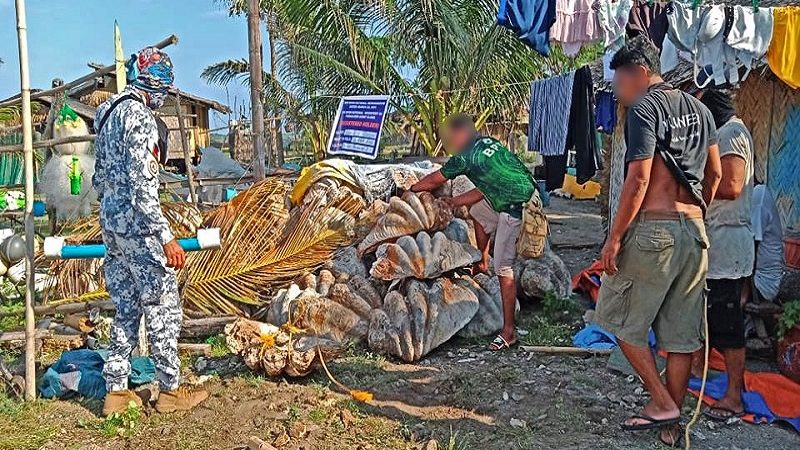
[594, 211, 709, 353]
[469, 200, 521, 278]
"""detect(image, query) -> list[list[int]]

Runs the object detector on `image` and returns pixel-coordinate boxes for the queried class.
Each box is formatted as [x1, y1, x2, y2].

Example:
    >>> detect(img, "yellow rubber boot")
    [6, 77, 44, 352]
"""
[102, 390, 143, 417]
[155, 386, 209, 413]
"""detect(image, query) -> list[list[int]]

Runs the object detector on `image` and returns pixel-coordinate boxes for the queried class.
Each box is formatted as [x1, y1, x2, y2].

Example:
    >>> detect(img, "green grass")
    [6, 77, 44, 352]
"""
[0, 394, 58, 450]
[0, 302, 24, 332]
[307, 407, 328, 423]
[78, 400, 142, 438]
[204, 335, 230, 357]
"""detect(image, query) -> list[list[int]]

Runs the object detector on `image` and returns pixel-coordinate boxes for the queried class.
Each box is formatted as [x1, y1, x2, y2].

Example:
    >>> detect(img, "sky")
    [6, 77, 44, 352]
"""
[0, 0, 254, 128]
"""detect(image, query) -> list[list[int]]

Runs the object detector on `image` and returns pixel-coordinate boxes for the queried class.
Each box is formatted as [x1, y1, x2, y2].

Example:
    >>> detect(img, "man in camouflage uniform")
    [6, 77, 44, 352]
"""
[410, 113, 537, 351]
[93, 47, 206, 416]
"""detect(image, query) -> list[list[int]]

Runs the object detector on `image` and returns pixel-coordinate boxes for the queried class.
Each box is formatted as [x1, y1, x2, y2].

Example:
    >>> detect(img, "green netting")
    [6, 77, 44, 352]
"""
[0, 132, 40, 186]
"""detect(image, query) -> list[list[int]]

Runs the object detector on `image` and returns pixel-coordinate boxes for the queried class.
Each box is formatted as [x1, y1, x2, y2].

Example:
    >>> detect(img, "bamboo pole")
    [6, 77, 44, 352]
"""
[14, 0, 37, 401]
[519, 345, 613, 356]
[0, 134, 96, 153]
[175, 91, 198, 203]
[247, 0, 267, 180]
[0, 34, 178, 109]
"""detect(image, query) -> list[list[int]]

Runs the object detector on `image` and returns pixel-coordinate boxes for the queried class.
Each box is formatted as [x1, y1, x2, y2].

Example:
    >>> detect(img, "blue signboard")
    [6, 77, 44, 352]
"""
[327, 95, 390, 159]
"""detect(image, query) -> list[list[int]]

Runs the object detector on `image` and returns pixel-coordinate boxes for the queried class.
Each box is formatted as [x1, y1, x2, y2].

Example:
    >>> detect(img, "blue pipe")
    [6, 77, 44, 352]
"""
[60, 237, 203, 259]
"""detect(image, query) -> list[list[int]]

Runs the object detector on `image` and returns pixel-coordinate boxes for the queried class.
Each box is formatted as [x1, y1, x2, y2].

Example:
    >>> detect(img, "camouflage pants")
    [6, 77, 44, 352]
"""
[102, 232, 182, 392]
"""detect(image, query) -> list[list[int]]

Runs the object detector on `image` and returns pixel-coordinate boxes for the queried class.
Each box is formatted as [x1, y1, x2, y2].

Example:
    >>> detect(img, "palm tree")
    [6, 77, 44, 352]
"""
[206, 0, 600, 157]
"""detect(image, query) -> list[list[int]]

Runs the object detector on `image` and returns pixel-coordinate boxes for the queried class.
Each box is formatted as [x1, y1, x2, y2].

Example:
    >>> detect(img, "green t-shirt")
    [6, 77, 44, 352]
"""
[440, 137, 535, 215]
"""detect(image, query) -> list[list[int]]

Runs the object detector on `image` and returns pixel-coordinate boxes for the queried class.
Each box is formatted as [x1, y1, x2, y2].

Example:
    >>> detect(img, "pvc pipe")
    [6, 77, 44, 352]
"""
[43, 228, 221, 260]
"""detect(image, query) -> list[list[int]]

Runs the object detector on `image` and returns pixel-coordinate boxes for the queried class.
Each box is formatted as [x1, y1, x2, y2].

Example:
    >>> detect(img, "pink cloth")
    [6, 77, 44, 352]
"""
[550, 0, 603, 56]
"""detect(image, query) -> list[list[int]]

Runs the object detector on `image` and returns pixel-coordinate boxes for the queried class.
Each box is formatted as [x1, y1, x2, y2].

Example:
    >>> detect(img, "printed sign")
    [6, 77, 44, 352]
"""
[327, 95, 390, 159]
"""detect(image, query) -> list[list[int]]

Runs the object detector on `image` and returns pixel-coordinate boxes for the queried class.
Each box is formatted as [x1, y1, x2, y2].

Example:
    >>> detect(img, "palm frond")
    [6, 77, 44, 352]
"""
[182, 179, 364, 315]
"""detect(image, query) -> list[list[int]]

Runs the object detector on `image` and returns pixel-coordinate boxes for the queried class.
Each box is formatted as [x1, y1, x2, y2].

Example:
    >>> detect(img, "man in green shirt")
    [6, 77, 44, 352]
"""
[410, 113, 536, 351]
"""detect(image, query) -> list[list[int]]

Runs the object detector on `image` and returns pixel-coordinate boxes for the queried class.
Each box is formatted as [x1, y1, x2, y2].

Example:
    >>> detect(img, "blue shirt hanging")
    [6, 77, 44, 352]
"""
[595, 91, 617, 134]
[498, 0, 557, 57]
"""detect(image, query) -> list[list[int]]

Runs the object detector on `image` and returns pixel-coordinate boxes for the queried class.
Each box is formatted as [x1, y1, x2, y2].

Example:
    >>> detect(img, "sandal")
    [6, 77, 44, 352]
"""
[620, 414, 680, 431]
[488, 334, 518, 351]
[702, 405, 745, 422]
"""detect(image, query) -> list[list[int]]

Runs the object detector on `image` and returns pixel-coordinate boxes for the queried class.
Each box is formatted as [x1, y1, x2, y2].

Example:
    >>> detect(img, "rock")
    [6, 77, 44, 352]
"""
[457, 274, 519, 338]
[326, 246, 368, 279]
[422, 440, 438, 450]
[367, 278, 480, 362]
[195, 357, 208, 373]
[502, 391, 509, 401]
[511, 393, 524, 401]
[247, 436, 279, 450]
[339, 409, 356, 429]
[370, 232, 480, 280]
[514, 247, 571, 300]
[357, 191, 453, 256]
[509, 418, 527, 428]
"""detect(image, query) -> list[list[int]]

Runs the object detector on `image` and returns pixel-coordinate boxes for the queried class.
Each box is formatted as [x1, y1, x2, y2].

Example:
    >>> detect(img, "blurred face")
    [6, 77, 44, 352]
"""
[613, 65, 651, 107]
[443, 126, 472, 155]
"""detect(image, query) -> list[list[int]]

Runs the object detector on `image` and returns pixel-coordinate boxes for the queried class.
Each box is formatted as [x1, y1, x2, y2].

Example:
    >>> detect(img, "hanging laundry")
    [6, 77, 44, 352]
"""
[497, 0, 557, 57]
[528, 71, 575, 156]
[544, 153, 569, 192]
[599, 0, 634, 50]
[668, 3, 776, 88]
[599, 0, 634, 82]
[550, 0, 603, 57]
[626, 0, 669, 50]
[566, 65, 602, 184]
[727, 5, 773, 79]
[767, 7, 800, 89]
[595, 91, 617, 134]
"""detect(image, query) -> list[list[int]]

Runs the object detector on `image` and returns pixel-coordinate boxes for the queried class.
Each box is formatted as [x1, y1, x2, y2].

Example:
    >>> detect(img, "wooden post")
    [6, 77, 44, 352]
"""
[247, 0, 267, 179]
[175, 91, 198, 203]
[14, 0, 37, 401]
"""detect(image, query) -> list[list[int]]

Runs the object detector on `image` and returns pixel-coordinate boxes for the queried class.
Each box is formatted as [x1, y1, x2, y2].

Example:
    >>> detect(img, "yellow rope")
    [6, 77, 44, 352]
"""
[684, 294, 710, 450]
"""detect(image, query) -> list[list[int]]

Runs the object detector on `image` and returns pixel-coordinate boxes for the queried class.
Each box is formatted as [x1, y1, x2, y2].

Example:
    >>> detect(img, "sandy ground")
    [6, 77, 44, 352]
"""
[1, 197, 798, 450]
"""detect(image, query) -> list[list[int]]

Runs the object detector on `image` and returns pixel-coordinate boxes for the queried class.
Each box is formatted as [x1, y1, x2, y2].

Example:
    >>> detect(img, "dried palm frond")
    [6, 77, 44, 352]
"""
[79, 90, 113, 108]
[182, 178, 364, 316]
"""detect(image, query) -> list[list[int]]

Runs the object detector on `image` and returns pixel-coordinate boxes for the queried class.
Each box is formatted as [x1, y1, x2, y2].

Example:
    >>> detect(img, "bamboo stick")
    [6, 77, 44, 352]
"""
[0, 34, 178, 109]
[519, 345, 613, 356]
[0, 134, 96, 153]
[175, 91, 198, 203]
[14, 0, 37, 401]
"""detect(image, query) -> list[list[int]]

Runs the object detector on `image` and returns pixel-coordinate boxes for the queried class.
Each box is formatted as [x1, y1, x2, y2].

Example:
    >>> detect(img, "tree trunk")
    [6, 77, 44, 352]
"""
[267, 11, 284, 167]
[247, 0, 267, 178]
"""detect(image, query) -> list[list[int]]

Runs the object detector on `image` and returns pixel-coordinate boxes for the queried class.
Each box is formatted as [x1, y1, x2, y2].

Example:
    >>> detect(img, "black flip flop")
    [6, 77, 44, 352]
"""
[702, 405, 745, 422]
[620, 414, 681, 431]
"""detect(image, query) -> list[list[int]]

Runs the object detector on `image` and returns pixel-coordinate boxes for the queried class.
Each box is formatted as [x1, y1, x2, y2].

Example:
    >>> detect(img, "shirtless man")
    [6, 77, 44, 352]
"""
[593, 36, 722, 446]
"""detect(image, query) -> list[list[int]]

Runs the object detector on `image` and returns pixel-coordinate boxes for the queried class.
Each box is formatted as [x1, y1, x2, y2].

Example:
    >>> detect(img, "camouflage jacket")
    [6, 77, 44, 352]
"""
[93, 87, 174, 245]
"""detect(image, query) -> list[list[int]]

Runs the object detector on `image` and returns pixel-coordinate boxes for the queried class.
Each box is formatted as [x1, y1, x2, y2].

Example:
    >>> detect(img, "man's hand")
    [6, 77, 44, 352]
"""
[600, 236, 622, 276]
[163, 239, 186, 269]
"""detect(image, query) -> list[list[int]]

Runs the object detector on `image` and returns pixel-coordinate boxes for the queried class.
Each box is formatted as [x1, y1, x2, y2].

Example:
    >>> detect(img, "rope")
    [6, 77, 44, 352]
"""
[684, 294, 710, 450]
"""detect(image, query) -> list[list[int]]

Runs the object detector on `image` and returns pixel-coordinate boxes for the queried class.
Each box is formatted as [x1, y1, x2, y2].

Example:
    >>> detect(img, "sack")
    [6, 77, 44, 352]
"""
[516, 192, 548, 258]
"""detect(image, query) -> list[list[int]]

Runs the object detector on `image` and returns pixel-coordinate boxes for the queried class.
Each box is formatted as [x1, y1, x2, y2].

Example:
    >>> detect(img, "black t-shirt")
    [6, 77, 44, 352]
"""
[624, 83, 718, 208]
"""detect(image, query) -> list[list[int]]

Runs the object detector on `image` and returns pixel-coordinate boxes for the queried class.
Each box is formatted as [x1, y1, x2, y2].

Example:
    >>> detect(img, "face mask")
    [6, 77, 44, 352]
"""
[146, 90, 168, 110]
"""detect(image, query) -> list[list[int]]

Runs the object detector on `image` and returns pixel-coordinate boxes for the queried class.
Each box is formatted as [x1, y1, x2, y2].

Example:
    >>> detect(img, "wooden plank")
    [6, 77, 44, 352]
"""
[175, 91, 198, 203]
[519, 345, 613, 356]
[180, 316, 237, 339]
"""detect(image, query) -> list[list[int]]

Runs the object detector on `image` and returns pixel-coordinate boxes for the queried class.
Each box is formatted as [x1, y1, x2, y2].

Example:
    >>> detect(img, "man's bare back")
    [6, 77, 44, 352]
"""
[642, 154, 704, 216]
